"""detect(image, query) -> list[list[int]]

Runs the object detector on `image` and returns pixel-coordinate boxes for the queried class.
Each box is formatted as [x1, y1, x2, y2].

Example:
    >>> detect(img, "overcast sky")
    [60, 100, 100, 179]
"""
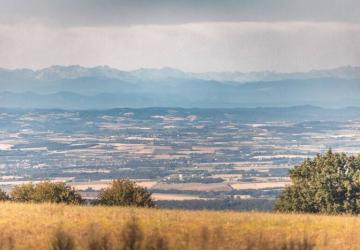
[0, 0, 359, 72]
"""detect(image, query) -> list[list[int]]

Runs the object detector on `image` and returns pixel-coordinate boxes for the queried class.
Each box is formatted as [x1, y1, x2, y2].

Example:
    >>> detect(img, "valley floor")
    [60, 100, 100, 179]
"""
[0, 203, 357, 249]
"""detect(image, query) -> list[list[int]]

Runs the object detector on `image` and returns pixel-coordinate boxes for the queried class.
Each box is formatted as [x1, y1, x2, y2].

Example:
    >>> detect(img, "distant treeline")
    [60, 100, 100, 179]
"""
[157, 198, 274, 211]
[1, 179, 155, 208]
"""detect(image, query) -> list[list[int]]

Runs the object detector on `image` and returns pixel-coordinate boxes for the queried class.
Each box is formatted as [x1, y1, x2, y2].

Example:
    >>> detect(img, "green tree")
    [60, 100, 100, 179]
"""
[97, 179, 155, 207]
[276, 150, 360, 214]
[11, 181, 82, 204]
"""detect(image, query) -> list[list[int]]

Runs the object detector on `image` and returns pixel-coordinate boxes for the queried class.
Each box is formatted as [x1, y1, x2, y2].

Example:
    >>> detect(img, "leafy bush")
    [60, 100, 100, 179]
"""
[97, 179, 155, 207]
[11, 182, 82, 204]
[0, 188, 10, 201]
[11, 183, 35, 202]
[276, 150, 360, 214]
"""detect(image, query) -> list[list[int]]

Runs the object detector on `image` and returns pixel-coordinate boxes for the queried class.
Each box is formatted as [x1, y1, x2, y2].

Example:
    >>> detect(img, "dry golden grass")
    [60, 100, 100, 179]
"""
[0, 202, 358, 249]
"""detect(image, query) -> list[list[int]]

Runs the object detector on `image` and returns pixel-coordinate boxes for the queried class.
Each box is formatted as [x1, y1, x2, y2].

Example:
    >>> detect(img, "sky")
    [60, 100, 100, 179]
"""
[0, 0, 359, 72]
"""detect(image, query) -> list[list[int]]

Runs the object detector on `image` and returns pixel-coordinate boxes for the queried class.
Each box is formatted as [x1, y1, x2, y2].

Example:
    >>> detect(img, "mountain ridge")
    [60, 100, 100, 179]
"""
[0, 65, 360, 109]
[1, 65, 360, 83]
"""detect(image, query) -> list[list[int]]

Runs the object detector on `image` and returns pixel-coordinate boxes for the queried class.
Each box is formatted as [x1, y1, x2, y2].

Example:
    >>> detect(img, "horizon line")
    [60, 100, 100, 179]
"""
[1, 64, 359, 75]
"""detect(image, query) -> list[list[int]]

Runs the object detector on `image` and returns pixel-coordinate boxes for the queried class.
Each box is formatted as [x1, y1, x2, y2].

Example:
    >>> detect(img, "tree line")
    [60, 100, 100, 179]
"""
[0, 179, 155, 207]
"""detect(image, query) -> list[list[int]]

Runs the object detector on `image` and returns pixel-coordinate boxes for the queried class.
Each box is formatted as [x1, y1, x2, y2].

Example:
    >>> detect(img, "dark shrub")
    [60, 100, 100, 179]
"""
[0, 188, 10, 201]
[97, 179, 154, 207]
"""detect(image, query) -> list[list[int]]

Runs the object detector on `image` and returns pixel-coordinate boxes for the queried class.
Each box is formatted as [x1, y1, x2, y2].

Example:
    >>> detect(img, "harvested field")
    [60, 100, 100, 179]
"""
[70, 180, 158, 191]
[230, 181, 290, 190]
[153, 182, 233, 192]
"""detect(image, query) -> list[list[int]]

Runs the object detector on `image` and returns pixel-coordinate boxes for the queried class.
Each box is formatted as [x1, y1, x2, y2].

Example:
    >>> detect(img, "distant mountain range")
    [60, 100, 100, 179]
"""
[0, 65, 360, 109]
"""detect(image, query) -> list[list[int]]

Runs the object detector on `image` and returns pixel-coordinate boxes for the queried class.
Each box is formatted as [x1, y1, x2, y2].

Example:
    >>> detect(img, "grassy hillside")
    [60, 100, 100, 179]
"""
[0, 203, 358, 249]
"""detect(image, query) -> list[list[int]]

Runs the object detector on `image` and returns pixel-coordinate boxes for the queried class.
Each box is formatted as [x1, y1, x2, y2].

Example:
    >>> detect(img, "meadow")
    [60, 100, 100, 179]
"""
[0, 203, 358, 249]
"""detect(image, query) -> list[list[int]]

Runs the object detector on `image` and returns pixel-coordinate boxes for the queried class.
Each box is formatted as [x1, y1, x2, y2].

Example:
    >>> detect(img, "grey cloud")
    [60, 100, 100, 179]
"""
[1, 22, 359, 72]
[0, 0, 359, 26]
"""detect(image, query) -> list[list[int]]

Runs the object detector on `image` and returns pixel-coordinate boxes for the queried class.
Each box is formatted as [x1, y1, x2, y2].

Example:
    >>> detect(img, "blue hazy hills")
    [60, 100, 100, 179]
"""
[0, 65, 359, 109]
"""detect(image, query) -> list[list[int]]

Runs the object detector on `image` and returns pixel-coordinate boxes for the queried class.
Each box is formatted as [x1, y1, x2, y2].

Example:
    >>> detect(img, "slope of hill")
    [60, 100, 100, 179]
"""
[0, 66, 360, 109]
[0, 202, 358, 249]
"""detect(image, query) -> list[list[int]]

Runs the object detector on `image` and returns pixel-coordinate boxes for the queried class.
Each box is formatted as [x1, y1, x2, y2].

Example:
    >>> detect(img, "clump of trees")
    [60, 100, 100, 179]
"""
[97, 179, 155, 207]
[0, 179, 155, 207]
[11, 181, 83, 204]
[276, 150, 360, 214]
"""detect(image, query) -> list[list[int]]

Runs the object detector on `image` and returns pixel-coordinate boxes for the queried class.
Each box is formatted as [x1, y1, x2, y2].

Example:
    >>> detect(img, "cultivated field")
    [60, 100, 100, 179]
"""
[152, 182, 233, 192]
[230, 181, 290, 190]
[0, 203, 358, 249]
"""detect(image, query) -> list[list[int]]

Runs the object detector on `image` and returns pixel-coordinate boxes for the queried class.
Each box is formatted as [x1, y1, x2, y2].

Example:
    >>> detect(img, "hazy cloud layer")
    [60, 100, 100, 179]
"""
[0, 22, 359, 72]
[0, 1, 359, 72]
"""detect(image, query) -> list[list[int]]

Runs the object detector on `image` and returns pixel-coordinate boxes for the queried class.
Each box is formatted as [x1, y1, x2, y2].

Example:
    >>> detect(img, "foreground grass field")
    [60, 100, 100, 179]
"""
[0, 203, 358, 249]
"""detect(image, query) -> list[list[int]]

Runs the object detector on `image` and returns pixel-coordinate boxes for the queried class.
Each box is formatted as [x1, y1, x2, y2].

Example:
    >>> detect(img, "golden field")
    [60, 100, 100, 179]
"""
[0, 203, 358, 249]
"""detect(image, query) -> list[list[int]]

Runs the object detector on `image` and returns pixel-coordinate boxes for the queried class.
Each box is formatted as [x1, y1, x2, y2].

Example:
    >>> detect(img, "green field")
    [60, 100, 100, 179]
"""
[0, 203, 357, 249]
